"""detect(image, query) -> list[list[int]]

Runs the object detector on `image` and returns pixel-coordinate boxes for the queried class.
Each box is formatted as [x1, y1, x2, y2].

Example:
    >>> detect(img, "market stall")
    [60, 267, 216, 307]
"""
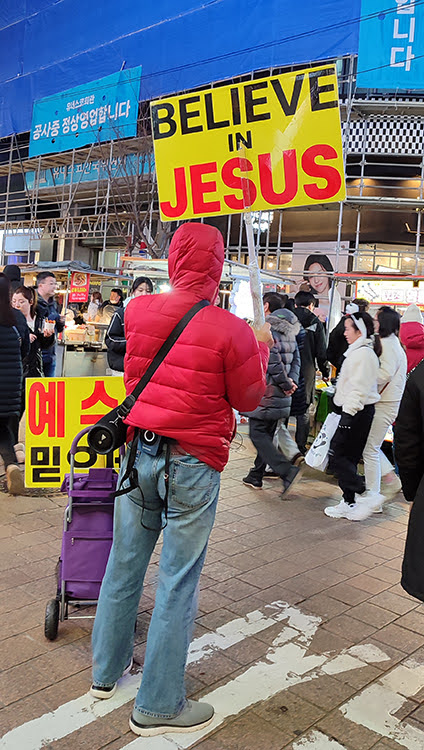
[20, 261, 132, 376]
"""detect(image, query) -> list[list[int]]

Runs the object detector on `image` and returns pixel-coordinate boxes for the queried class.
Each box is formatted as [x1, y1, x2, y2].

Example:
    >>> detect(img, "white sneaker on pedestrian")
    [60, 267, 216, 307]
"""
[353, 491, 385, 519]
[381, 474, 402, 501]
[324, 500, 352, 518]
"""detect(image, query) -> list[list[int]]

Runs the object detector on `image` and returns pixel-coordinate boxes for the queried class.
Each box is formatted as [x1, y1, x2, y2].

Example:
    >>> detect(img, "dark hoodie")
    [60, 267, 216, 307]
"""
[244, 308, 301, 421]
[3, 264, 22, 294]
[294, 306, 330, 405]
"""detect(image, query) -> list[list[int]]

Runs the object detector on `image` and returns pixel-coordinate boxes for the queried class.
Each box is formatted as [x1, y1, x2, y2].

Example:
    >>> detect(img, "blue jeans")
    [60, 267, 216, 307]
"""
[42, 350, 56, 377]
[92, 441, 220, 718]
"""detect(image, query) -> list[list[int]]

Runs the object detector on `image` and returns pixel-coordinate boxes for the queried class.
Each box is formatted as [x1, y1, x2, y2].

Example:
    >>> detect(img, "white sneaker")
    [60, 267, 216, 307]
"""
[352, 491, 385, 520]
[324, 500, 352, 518]
[381, 475, 402, 501]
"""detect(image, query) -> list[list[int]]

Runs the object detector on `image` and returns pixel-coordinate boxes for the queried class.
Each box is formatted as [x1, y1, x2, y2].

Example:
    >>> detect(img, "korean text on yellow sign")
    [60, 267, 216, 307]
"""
[151, 64, 346, 222]
[25, 377, 126, 488]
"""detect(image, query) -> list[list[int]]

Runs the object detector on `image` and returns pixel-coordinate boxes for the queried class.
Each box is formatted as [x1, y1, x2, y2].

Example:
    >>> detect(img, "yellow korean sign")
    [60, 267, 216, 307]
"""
[151, 64, 346, 222]
[25, 377, 126, 488]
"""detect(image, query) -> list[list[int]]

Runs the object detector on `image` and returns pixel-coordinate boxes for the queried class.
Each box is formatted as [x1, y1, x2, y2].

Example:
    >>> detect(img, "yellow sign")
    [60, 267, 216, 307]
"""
[151, 65, 346, 222]
[25, 377, 126, 488]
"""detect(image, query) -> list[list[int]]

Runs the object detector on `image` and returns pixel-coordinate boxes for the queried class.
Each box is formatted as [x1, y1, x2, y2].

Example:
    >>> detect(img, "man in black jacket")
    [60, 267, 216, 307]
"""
[36, 271, 65, 377]
[395, 360, 424, 602]
[293, 291, 330, 454]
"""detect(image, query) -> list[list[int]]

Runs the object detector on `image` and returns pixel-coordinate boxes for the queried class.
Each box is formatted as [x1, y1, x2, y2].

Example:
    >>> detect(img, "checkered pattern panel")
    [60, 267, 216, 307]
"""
[344, 117, 424, 155]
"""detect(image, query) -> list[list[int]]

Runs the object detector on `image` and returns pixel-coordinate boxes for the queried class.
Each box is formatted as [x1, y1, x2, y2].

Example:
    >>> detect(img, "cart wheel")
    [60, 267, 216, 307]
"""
[44, 599, 60, 641]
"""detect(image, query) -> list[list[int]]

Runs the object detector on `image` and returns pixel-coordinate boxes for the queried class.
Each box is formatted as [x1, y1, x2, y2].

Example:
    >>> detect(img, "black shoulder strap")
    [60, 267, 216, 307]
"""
[117, 299, 209, 419]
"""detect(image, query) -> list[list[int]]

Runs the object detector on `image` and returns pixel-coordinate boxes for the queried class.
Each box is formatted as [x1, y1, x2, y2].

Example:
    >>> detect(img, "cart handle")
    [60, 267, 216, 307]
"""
[70, 427, 92, 456]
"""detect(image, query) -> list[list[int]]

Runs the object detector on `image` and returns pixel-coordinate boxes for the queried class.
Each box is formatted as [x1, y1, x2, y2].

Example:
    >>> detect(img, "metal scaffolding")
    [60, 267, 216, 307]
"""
[1, 55, 424, 284]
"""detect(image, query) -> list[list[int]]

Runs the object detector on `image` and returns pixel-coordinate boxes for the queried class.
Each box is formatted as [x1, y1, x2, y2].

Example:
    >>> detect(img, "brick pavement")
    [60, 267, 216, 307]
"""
[0, 430, 423, 749]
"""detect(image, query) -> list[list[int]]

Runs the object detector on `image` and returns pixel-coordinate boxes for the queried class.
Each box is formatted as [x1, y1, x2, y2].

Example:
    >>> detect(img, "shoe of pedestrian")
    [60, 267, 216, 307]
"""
[90, 658, 133, 699]
[324, 499, 353, 518]
[0, 455, 5, 478]
[291, 453, 305, 467]
[242, 475, 263, 489]
[129, 699, 214, 737]
[358, 491, 385, 516]
[6, 464, 24, 495]
[14, 443, 25, 466]
[381, 474, 402, 501]
[263, 470, 279, 480]
[281, 465, 302, 496]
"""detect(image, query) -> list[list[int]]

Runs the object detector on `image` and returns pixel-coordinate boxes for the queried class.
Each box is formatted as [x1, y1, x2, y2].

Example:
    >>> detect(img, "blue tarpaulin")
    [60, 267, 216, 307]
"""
[0, 0, 361, 139]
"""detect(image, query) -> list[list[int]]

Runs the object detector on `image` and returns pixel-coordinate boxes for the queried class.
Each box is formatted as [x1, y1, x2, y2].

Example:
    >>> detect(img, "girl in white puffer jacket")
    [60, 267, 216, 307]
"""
[325, 312, 382, 521]
[363, 306, 407, 510]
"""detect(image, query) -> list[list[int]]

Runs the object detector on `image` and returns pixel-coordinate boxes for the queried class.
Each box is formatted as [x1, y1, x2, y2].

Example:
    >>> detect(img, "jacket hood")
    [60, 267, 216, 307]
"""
[402, 303, 422, 324]
[400, 321, 424, 349]
[294, 306, 318, 328]
[3, 264, 21, 282]
[267, 308, 301, 337]
[168, 223, 224, 302]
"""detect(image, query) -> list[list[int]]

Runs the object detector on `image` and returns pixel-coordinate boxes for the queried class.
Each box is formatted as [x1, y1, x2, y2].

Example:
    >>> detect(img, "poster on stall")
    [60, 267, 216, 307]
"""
[151, 64, 346, 221]
[25, 377, 126, 488]
[69, 272, 90, 303]
[291, 242, 350, 329]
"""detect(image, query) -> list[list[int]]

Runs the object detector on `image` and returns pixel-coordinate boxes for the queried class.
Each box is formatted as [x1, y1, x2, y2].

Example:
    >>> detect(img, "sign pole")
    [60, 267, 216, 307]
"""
[244, 212, 265, 328]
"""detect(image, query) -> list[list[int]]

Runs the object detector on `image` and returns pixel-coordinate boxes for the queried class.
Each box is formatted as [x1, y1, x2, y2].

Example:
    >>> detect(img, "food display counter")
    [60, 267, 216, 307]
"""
[59, 322, 110, 377]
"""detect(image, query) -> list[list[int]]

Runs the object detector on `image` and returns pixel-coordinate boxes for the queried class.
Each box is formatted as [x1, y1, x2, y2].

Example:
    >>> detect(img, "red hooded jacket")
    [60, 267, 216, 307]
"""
[400, 321, 424, 373]
[124, 223, 269, 471]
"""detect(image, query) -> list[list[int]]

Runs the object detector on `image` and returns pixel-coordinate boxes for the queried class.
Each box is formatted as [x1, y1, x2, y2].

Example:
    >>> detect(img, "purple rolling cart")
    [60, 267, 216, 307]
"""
[44, 427, 120, 641]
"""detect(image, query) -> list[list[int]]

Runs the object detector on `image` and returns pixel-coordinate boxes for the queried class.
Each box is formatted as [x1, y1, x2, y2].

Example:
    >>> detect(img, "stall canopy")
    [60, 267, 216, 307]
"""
[0, 0, 360, 138]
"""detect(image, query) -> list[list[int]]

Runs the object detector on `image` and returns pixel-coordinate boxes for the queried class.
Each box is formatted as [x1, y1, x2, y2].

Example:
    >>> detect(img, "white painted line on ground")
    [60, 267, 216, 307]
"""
[0, 601, 319, 750]
[292, 730, 346, 749]
[122, 636, 390, 749]
[340, 660, 424, 750]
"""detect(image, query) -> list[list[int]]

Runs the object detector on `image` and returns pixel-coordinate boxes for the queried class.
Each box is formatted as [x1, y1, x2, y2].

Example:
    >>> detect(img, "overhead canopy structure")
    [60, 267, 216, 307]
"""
[0, 0, 360, 138]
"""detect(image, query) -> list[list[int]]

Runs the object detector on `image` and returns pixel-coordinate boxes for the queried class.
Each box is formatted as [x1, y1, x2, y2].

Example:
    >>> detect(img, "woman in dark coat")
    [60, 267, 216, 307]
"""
[394, 360, 424, 601]
[0, 273, 27, 494]
[242, 305, 302, 494]
[105, 276, 153, 374]
[12, 285, 54, 416]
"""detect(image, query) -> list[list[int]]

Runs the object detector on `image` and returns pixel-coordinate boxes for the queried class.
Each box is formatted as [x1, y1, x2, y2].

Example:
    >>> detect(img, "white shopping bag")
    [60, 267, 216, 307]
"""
[305, 412, 341, 472]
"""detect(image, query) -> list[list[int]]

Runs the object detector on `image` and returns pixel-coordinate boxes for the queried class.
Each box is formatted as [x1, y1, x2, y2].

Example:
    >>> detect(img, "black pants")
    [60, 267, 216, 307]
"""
[290, 410, 310, 455]
[248, 418, 292, 480]
[0, 417, 17, 468]
[328, 404, 375, 504]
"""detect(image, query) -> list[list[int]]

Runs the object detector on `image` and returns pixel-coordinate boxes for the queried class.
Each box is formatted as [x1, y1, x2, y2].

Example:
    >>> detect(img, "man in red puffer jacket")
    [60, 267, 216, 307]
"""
[91, 222, 272, 737]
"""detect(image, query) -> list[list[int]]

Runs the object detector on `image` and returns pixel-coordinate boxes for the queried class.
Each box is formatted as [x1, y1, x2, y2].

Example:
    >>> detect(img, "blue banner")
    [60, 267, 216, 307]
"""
[357, 0, 424, 89]
[29, 66, 142, 157]
[25, 153, 152, 190]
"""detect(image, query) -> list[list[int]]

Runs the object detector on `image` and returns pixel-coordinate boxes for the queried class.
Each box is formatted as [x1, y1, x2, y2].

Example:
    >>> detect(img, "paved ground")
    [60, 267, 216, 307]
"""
[1, 429, 424, 750]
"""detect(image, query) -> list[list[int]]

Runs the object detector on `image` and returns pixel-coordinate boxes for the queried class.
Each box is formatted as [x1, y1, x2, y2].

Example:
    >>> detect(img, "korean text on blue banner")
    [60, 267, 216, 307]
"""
[29, 66, 142, 157]
[357, 0, 424, 89]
